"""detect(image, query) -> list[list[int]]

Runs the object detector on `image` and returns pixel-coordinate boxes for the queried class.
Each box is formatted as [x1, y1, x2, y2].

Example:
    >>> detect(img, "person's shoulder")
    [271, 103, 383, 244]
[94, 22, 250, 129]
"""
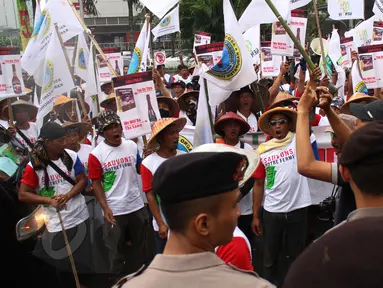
[122, 138, 138, 149]
[80, 143, 93, 153]
[243, 143, 253, 150]
[64, 148, 78, 160]
[141, 152, 158, 166]
[176, 149, 187, 155]
[112, 265, 148, 288]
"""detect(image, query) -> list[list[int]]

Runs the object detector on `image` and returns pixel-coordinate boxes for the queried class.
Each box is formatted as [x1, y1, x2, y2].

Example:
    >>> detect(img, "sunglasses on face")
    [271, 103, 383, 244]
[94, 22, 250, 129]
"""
[269, 119, 288, 126]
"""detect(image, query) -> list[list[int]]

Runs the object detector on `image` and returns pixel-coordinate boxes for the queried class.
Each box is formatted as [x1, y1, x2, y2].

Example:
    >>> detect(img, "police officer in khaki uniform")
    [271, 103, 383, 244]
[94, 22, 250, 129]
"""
[115, 144, 274, 288]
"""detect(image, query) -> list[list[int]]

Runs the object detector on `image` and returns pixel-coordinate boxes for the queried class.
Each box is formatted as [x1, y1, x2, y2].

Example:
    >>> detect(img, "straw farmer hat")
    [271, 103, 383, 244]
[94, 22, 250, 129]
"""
[62, 122, 91, 138]
[3, 100, 38, 120]
[340, 93, 378, 115]
[214, 112, 250, 137]
[157, 97, 180, 117]
[147, 117, 187, 150]
[100, 93, 117, 110]
[177, 90, 199, 111]
[53, 95, 72, 112]
[269, 92, 299, 110]
[258, 107, 297, 135]
[58, 99, 90, 121]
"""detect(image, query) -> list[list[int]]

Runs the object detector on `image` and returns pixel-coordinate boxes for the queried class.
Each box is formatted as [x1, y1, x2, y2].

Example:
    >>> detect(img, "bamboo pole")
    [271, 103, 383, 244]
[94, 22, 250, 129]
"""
[54, 23, 88, 120]
[66, 0, 118, 77]
[313, 0, 327, 75]
[264, 0, 315, 70]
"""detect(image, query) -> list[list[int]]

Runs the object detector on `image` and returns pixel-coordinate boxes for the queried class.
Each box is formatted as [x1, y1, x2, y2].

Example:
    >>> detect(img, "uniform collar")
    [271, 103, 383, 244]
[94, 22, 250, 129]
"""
[348, 206, 383, 222]
[149, 252, 224, 272]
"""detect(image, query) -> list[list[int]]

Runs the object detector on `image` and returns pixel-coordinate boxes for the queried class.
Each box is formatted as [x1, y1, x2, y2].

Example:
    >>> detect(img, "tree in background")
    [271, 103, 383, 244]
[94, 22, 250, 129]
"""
[123, 0, 141, 47]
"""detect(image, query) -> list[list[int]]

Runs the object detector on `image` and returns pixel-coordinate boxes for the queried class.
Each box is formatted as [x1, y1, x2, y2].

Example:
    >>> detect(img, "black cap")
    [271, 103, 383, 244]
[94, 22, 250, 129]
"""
[153, 152, 249, 204]
[340, 121, 383, 167]
[284, 217, 383, 288]
[349, 100, 383, 121]
[39, 122, 66, 140]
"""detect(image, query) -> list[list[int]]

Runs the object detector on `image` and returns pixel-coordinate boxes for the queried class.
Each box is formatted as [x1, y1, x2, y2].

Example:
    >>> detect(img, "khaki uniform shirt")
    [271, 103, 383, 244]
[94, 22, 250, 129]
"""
[116, 252, 274, 288]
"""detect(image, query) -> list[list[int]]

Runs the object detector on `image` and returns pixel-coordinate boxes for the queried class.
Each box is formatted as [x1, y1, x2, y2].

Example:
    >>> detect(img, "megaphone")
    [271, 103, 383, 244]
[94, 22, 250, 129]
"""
[310, 38, 329, 56]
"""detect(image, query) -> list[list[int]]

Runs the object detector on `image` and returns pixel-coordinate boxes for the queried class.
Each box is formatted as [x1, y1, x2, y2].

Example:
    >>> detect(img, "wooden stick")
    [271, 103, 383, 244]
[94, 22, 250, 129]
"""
[313, 0, 327, 75]
[71, 35, 79, 74]
[66, 0, 118, 77]
[7, 98, 14, 128]
[145, 11, 155, 68]
[203, 78, 216, 143]
[54, 23, 88, 120]
[57, 209, 80, 288]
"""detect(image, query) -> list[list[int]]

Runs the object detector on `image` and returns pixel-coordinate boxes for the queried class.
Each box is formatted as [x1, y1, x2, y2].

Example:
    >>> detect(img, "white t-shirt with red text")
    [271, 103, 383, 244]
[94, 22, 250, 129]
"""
[21, 149, 89, 233]
[141, 150, 185, 231]
[237, 111, 258, 133]
[16, 122, 38, 149]
[88, 139, 144, 216]
[77, 144, 93, 175]
[257, 134, 312, 213]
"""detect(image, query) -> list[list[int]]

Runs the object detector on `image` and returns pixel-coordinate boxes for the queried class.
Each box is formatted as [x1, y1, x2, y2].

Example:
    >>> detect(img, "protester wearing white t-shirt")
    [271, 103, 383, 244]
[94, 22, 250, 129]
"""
[141, 117, 187, 253]
[88, 110, 154, 276]
[236, 87, 259, 133]
[214, 112, 256, 250]
[19, 122, 92, 284]
[255, 108, 311, 286]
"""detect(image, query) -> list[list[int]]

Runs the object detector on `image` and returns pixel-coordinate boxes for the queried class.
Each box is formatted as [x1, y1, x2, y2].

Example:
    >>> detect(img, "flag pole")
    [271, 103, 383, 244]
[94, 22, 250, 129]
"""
[145, 10, 155, 68]
[264, 0, 315, 70]
[203, 78, 216, 143]
[313, 0, 327, 75]
[54, 23, 88, 120]
[65, 0, 118, 77]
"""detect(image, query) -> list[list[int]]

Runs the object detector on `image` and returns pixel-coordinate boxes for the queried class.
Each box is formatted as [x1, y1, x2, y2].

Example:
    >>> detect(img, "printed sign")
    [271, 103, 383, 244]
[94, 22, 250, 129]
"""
[194, 32, 211, 47]
[154, 51, 167, 66]
[340, 36, 354, 69]
[97, 48, 123, 82]
[113, 71, 161, 139]
[195, 42, 224, 70]
[372, 21, 383, 45]
[357, 44, 383, 89]
[261, 41, 282, 77]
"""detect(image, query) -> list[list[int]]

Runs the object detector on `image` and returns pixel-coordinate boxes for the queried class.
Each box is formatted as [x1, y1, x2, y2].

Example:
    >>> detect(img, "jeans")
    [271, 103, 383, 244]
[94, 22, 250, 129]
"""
[263, 207, 308, 287]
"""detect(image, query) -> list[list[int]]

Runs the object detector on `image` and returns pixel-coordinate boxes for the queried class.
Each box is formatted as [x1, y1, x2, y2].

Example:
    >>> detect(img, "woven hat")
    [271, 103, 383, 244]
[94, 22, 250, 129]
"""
[325, 114, 357, 133]
[97, 110, 121, 132]
[53, 95, 71, 111]
[269, 92, 299, 110]
[3, 100, 38, 120]
[258, 107, 297, 135]
[157, 97, 179, 117]
[62, 122, 91, 138]
[147, 117, 187, 150]
[177, 90, 199, 111]
[224, 84, 269, 114]
[214, 112, 250, 137]
[58, 99, 90, 122]
[100, 93, 117, 110]
[340, 93, 378, 114]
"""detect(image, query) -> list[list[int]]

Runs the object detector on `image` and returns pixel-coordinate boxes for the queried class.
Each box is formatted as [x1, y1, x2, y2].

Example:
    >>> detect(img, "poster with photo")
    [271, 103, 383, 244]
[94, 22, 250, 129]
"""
[113, 71, 160, 139]
[340, 36, 353, 69]
[357, 44, 383, 89]
[194, 31, 211, 47]
[290, 11, 308, 58]
[195, 42, 224, 69]
[97, 48, 123, 83]
[261, 41, 282, 77]
[372, 21, 383, 45]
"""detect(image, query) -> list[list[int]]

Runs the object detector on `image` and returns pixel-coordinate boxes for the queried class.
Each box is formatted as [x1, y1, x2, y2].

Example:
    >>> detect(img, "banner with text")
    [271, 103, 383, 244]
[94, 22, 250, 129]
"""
[340, 36, 353, 69]
[113, 71, 161, 139]
[194, 32, 211, 47]
[195, 43, 224, 70]
[97, 48, 122, 83]
[261, 41, 282, 77]
[357, 44, 383, 89]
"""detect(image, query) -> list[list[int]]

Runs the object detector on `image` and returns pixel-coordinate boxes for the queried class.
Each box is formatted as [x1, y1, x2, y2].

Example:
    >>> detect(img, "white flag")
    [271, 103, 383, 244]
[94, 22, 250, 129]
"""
[128, 21, 150, 74]
[85, 43, 100, 117]
[74, 32, 90, 82]
[21, 0, 84, 77]
[328, 29, 343, 73]
[152, 5, 180, 41]
[194, 78, 214, 148]
[36, 28, 74, 130]
[291, 0, 311, 9]
[328, 0, 364, 20]
[373, 0, 383, 19]
[351, 61, 368, 94]
[345, 16, 375, 49]
[243, 25, 261, 65]
[239, 0, 291, 32]
[139, 0, 179, 19]
[201, 0, 257, 92]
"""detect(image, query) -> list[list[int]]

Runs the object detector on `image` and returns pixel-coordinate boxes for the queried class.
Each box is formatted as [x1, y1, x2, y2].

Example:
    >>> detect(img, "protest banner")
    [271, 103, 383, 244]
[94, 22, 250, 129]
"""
[290, 10, 308, 58]
[97, 48, 123, 82]
[243, 25, 261, 65]
[195, 43, 224, 70]
[340, 36, 353, 69]
[261, 41, 282, 77]
[372, 21, 383, 45]
[152, 5, 180, 41]
[328, 0, 365, 20]
[194, 32, 211, 47]
[357, 44, 383, 89]
[113, 71, 160, 139]
[154, 51, 167, 66]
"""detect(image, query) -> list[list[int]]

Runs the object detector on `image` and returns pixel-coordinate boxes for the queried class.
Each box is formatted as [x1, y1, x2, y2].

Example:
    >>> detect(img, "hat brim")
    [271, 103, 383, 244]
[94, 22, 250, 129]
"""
[258, 107, 297, 135]
[157, 97, 180, 117]
[147, 118, 187, 150]
[191, 143, 260, 188]
[3, 102, 38, 120]
[177, 91, 199, 111]
[340, 96, 378, 115]
[62, 122, 91, 138]
[58, 100, 90, 122]
[269, 96, 300, 110]
[100, 96, 117, 109]
[214, 117, 250, 137]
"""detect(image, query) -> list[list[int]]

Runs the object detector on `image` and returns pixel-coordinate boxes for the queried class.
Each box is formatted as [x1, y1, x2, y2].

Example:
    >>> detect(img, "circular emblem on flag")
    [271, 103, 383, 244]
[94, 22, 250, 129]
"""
[155, 52, 166, 65]
[207, 33, 242, 80]
[177, 135, 193, 152]
[245, 40, 252, 53]
[43, 59, 54, 94]
[129, 47, 142, 74]
[160, 16, 171, 28]
[78, 48, 86, 70]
